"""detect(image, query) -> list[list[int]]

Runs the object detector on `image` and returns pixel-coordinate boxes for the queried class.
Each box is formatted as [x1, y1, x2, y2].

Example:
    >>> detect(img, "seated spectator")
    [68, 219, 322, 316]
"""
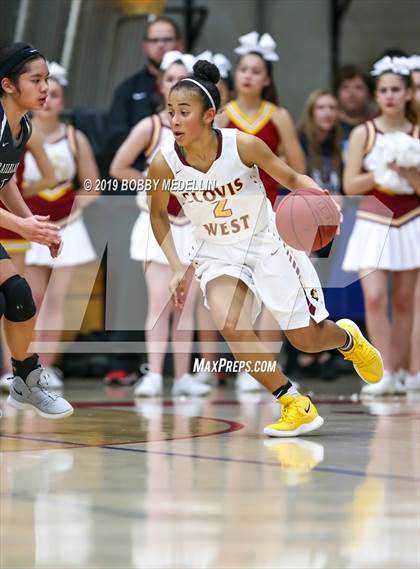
[299, 89, 342, 195]
[334, 64, 374, 146]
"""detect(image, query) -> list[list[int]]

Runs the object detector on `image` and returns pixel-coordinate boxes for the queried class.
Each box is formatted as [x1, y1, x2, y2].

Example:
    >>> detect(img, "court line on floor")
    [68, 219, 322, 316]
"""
[99, 445, 419, 483]
[0, 416, 244, 450]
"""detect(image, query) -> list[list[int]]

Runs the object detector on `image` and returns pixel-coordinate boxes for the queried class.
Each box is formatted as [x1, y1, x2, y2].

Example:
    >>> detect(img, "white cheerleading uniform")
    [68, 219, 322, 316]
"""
[160, 128, 329, 329]
[130, 115, 193, 265]
[24, 125, 96, 268]
[343, 121, 420, 272]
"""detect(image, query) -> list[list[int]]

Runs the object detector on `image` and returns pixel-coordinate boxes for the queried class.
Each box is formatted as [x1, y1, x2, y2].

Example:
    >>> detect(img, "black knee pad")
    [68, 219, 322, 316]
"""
[0, 275, 36, 322]
[0, 291, 5, 320]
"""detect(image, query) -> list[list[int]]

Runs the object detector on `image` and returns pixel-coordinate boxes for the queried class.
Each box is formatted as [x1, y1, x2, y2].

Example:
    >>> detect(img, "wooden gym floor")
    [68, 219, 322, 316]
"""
[1, 376, 419, 569]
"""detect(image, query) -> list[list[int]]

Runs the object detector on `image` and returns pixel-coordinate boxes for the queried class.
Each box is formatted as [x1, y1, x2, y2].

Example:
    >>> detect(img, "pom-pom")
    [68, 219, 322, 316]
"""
[365, 132, 420, 194]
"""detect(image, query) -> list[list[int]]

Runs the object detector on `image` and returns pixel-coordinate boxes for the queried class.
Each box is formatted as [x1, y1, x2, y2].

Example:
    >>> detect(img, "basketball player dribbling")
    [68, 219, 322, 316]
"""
[147, 60, 384, 437]
[0, 42, 73, 418]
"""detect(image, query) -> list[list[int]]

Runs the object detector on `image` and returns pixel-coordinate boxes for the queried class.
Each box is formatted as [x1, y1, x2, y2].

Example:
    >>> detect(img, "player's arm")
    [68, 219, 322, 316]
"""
[0, 177, 34, 218]
[109, 117, 154, 181]
[23, 127, 58, 196]
[272, 107, 305, 173]
[148, 152, 187, 307]
[148, 151, 181, 271]
[74, 129, 100, 208]
[237, 131, 322, 192]
[343, 125, 374, 195]
[0, 178, 61, 246]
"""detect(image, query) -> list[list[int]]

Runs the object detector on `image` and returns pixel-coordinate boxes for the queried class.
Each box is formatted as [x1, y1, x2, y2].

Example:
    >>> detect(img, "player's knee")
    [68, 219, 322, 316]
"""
[0, 275, 36, 322]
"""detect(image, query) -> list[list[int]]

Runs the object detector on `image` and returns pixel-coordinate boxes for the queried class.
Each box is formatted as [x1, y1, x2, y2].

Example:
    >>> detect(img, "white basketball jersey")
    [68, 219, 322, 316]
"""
[160, 128, 270, 244]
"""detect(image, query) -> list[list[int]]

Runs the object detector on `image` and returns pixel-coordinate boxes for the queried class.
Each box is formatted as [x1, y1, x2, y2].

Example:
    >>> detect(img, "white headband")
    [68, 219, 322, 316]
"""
[160, 50, 195, 74]
[371, 56, 411, 77]
[47, 61, 68, 86]
[406, 55, 420, 72]
[195, 50, 232, 79]
[178, 78, 216, 110]
[234, 31, 279, 62]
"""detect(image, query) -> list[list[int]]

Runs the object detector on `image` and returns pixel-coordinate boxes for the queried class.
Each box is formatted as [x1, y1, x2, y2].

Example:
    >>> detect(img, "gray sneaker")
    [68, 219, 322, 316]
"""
[7, 367, 73, 419]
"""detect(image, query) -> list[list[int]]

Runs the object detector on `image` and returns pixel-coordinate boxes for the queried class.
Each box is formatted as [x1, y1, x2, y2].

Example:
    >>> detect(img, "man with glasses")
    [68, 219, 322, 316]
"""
[108, 16, 183, 160]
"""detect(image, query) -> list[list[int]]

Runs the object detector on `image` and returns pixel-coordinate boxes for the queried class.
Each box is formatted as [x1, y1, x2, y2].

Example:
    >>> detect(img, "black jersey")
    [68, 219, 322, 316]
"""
[0, 103, 32, 191]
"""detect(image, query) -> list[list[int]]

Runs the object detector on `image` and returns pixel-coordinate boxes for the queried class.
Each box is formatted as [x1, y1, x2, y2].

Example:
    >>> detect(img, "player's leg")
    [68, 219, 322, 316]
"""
[0, 252, 25, 391]
[195, 296, 219, 383]
[285, 314, 384, 386]
[171, 268, 210, 396]
[25, 264, 73, 376]
[206, 275, 323, 437]
[235, 306, 283, 393]
[255, 240, 383, 385]
[134, 261, 172, 397]
[207, 275, 287, 392]
[0, 256, 73, 419]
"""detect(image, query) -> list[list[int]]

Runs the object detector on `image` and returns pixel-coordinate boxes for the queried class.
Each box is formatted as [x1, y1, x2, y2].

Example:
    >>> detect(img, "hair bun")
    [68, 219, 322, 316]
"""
[193, 60, 220, 84]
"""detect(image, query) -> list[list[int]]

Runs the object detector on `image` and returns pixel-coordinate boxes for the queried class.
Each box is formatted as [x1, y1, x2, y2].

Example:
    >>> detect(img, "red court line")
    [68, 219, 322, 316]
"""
[0, 416, 244, 450]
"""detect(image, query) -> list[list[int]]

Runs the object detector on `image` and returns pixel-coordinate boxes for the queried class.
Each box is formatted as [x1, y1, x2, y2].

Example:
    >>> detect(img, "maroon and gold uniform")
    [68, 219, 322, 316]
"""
[225, 100, 280, 206]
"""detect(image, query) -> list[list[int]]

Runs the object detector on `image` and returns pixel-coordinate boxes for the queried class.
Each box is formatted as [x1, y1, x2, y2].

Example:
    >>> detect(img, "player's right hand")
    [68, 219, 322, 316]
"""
[169, 269, 186, 309]
[18, 215, 61, 246]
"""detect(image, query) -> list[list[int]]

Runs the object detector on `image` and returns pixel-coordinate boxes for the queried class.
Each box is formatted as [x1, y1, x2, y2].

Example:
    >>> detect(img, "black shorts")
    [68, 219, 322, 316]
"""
[0, 243, 11, 260]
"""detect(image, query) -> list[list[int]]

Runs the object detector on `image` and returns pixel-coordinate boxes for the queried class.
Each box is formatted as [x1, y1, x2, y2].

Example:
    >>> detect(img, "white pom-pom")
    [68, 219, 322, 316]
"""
[366, 132, 419, 194]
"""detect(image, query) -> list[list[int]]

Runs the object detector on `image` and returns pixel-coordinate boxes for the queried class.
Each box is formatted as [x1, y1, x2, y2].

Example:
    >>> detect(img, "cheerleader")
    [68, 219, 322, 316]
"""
[110, 51, 210, 397]
[147, 60, 383, 437]
[0, 130, 57, 390]
[0, 41, 72, 418]
[217, 32, 305, 391]
[343, 56, 419, 396]
[23, 62, 98, 385]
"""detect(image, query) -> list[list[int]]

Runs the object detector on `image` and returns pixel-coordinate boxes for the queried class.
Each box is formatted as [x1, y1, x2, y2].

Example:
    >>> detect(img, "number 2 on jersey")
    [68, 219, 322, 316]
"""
[213, 198, 232, 218]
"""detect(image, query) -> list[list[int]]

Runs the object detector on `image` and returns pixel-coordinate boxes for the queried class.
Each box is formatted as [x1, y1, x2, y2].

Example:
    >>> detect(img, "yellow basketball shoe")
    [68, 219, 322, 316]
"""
[336, 319, 384, 384]
[263, 395, 324, 438]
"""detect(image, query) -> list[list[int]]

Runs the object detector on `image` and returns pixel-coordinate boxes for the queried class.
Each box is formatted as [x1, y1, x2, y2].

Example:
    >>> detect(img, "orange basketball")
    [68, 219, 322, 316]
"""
[275, 189, 340, 252]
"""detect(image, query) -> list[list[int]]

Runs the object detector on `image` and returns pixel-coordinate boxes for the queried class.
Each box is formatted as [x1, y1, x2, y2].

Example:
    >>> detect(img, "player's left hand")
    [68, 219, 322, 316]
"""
[322, 188, 343, 233]
[169, 269, 186, 309]
[49, 238, 63, 258]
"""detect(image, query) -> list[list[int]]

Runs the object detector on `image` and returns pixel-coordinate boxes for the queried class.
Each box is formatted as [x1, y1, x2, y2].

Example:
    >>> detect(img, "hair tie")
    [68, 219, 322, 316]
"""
[178, 78, 216, 110]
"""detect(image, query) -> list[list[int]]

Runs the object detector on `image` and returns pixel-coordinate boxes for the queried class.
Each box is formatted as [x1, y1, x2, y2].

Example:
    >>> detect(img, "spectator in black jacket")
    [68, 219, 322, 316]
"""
[107, 16, 182, 164]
